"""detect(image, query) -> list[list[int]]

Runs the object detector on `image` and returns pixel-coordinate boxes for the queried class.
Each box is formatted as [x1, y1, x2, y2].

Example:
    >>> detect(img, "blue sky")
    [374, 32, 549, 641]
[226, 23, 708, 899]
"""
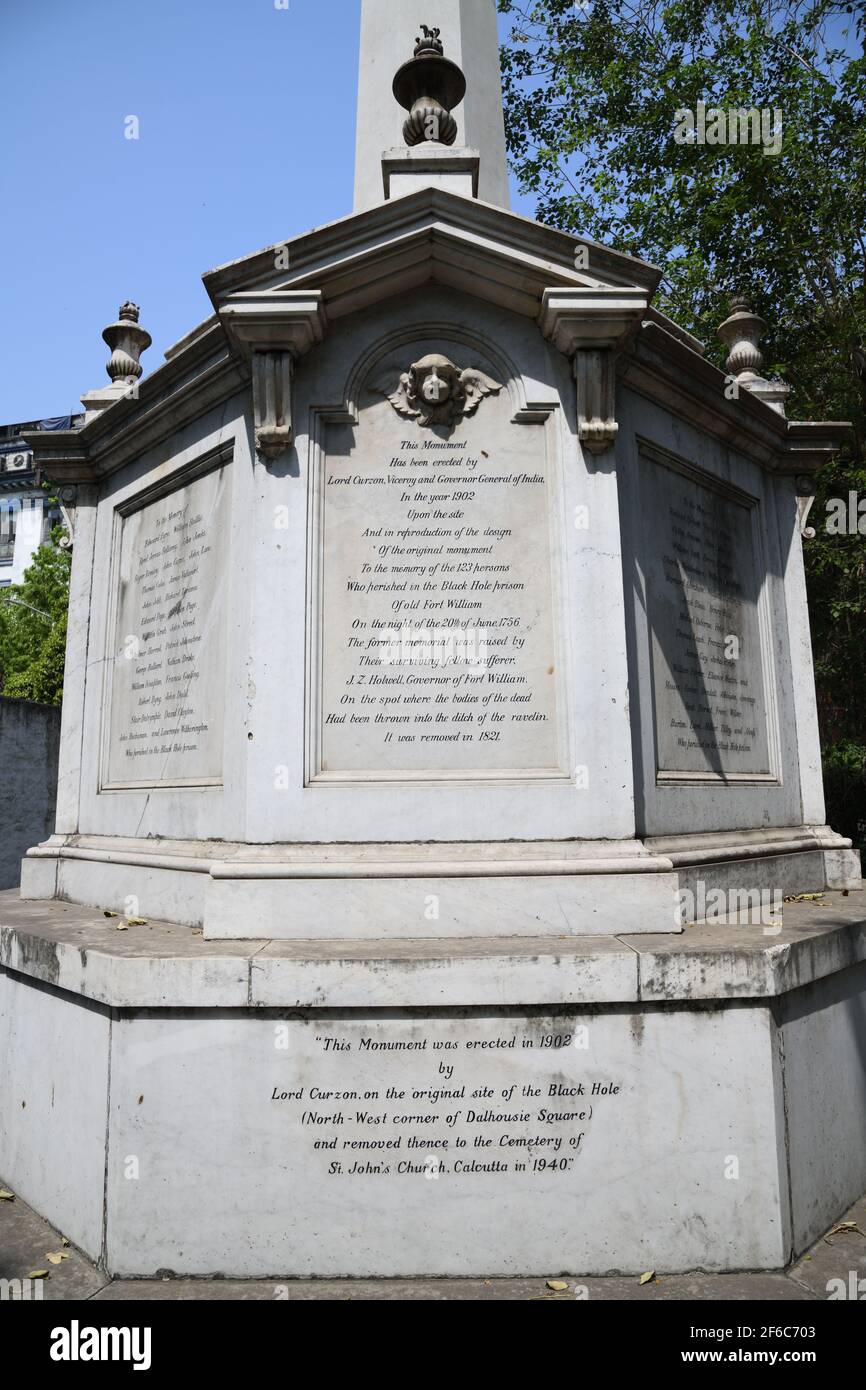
[0, 0, 533, 424]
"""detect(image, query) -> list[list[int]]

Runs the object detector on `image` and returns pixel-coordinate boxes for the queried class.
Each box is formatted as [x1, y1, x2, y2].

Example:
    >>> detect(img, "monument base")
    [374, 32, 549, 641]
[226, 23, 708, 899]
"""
[2, 890, 865, 1277]
[18, 826, 860, 939]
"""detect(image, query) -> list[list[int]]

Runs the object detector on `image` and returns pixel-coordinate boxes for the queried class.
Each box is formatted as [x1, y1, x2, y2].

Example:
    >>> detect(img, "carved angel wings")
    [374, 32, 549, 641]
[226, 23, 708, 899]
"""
[381, 359, 503, 426]
[386, 372, 419, 421]
[459, 368, 503, 417]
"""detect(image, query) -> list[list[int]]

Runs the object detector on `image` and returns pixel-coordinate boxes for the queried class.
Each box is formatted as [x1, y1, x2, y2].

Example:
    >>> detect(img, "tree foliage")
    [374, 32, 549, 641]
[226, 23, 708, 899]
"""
[499, 0, 866, 838]
[0, 532, 70, 706]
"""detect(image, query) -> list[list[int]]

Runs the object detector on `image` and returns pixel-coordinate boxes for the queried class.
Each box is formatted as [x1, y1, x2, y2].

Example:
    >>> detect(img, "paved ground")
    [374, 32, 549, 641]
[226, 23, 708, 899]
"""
[2, 1182, 864, 1300]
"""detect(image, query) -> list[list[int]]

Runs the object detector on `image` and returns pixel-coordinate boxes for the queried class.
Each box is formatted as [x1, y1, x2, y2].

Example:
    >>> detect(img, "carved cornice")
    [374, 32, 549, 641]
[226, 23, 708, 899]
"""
[21, 323, 245, 486]
[620, 320, 851, 475]
[538, 287, 650, 354]
[18, 431, 95, 486]
[784, 420, 852, 474]
[218, 291, 327, 357]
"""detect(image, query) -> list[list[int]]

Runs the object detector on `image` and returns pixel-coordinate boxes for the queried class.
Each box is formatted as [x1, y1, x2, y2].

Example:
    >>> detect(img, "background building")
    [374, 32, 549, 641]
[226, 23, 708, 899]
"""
[0, 417, 81, 585]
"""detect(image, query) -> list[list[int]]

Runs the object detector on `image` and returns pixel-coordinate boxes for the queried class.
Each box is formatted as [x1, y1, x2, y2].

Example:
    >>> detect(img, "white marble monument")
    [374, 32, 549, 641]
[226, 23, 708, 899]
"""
[1, 0, 864, 1280]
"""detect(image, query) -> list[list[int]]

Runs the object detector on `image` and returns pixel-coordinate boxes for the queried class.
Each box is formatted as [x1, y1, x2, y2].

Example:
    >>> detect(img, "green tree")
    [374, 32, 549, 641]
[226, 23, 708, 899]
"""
[0, 531, 71, 705]
[499, 0, 866, 840]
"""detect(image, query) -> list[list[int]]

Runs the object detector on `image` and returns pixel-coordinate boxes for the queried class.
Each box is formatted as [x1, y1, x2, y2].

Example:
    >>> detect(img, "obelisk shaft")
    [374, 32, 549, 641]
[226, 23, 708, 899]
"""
[353, 0, 510, 212]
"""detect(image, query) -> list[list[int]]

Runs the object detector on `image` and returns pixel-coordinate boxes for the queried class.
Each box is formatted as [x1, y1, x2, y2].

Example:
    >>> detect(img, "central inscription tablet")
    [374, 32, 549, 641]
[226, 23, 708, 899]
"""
[312, 362, 562, 780]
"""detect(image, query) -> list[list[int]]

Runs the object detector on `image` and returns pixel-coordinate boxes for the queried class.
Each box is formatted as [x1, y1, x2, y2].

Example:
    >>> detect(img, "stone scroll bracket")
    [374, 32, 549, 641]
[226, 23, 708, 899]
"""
[218, 291, 327, 464]
[572, 349, 618, 456]
[538, 287, 649, 458]
[46, 481, 97, 552]
[26, 473, 96, 555]
[57, 485, 81, 550]
[251, 352, 294, 462]
[794, 474, 818, 540]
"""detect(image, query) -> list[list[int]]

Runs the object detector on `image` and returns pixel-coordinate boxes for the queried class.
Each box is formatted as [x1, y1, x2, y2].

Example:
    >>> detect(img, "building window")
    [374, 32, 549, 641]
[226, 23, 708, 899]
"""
[41, 503, 62, 544]
[0, 500, 17, 564]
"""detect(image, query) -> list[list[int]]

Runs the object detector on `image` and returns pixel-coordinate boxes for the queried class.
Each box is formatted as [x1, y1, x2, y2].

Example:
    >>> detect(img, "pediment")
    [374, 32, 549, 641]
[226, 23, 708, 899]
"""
[203, 187, 662, 324]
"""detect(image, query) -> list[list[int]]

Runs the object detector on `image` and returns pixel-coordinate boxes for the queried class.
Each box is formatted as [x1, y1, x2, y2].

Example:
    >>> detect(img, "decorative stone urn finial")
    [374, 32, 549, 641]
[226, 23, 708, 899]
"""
[393, 26, 467, 147]
[102, 300, 152, 385]
[717, 294, 791, 417]
[717, 295, 767, 382]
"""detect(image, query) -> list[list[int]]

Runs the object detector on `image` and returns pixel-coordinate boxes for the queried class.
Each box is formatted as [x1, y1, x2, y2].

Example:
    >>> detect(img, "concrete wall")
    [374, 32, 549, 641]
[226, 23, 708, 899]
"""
[776, 960, 866, 1253]
[2, 926, 864, 1276]
[0, 698, 60, 889]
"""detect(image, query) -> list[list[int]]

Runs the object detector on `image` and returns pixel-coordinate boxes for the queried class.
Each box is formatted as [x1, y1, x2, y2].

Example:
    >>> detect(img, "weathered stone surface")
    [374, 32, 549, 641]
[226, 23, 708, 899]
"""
[0, 699, 59, 891]
[4, 891, 866, 1008]
[101, 1004, 788, 1276]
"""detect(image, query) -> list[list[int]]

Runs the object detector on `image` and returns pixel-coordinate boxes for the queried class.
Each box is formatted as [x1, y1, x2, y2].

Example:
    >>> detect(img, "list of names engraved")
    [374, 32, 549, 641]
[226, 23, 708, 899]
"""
[318, 409, 560, 775]
[104, 463, 229, 787]
[643, 454, 772, 777]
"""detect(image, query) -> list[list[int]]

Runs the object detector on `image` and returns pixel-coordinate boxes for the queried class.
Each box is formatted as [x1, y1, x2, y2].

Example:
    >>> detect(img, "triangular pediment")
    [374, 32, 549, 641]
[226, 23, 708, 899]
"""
[203, 187, 661, 324]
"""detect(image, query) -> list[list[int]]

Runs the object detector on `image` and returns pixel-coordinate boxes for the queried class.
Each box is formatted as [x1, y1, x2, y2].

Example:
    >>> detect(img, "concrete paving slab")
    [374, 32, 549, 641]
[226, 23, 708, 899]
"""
[89, 1272, 817, 1300]
[0, 1186, 107, 1300]
[788, 1193, 866, 1299]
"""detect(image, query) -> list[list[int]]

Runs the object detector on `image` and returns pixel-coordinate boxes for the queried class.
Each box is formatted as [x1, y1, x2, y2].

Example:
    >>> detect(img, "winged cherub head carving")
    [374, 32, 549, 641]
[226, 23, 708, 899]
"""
[383, 353, 502, 427]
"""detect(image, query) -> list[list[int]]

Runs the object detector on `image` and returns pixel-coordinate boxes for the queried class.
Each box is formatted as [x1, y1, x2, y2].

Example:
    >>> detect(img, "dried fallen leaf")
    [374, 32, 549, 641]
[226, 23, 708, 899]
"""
[60, 1237, 70, 1247]
[103, 910, 118, 918]
[115, 922, 129, 931]
[828, 1220, 865, 1238]
[546, 1279, 568, 1291]
[27, 1270, 49, 1279]
[125, 918, 148, 926]
[45, 1251, 69, 1265]
[639, 1270, 656, 1285]
[192, 929, 203, 936]
[0, 1190, 15, 1201]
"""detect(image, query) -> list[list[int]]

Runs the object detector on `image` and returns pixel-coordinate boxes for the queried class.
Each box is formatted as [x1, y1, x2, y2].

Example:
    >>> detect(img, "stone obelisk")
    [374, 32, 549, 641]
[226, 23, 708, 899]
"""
[353, 0, 511, 211]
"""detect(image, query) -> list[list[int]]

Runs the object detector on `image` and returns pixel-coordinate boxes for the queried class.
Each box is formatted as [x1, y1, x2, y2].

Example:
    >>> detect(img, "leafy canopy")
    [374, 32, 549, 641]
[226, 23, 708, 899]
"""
[0, 530, 70, 705]
[499, 0, 866, 832]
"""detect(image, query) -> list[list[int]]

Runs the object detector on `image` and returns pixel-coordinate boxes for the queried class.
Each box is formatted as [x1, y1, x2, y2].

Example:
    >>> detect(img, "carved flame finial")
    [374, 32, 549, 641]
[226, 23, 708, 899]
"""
[414, 25, 444, 57]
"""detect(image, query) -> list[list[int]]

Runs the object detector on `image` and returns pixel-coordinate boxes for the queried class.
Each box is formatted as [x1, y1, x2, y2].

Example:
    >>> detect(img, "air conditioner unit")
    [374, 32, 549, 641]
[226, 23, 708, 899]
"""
[5, 453, 31, 472]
